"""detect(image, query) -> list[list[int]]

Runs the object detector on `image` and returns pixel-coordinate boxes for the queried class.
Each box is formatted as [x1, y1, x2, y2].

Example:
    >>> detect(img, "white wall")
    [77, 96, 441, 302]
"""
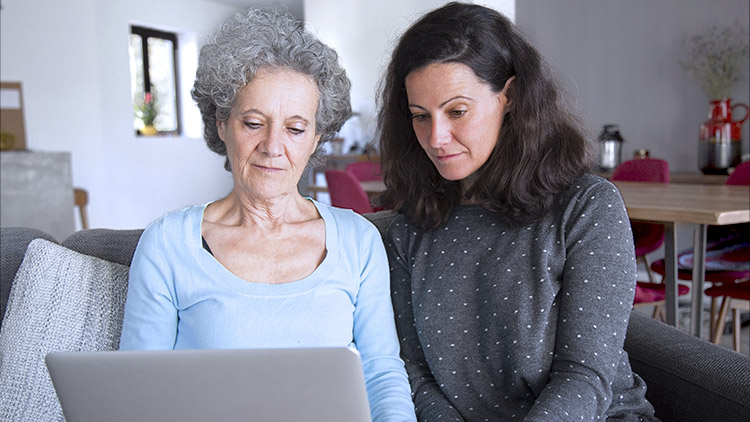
[1, 0, 514, 232]
[7, 0, 744, 232]
[1, 0, 243, 232]
[516, 0, 750, 172]
[305, 0, 515, 144]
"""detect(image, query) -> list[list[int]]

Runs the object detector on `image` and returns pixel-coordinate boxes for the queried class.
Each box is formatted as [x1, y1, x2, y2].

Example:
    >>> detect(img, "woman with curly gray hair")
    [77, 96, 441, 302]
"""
[120, 9, 416, 421]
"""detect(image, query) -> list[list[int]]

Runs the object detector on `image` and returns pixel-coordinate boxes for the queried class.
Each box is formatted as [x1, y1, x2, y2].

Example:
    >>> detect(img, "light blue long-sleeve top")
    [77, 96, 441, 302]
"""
[119, 200, 416, 422]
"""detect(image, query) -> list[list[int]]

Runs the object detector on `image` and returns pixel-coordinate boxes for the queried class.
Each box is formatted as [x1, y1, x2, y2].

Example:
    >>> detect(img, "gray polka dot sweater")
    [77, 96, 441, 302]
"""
[386, 174, 658, 422]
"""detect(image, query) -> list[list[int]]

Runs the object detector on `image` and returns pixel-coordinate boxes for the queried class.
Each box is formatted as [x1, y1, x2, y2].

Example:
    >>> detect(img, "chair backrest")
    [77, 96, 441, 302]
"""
[345, 161, 382, 182]
[611, 158, 670, 183]
[325, 170, 374, 214]
[611, 158, 670, 257]
[726, 161, 750, 186]
[74, 188, 89, 230]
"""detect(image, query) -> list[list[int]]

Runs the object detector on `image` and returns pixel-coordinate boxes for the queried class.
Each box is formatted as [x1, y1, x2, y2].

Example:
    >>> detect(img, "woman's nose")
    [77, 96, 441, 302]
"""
[260, 128, 284, 157]
[428, 118, 451, 149]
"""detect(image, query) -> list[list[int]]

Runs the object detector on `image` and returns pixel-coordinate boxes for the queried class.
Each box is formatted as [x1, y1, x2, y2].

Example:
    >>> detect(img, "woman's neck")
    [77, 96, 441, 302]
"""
[205, 189, 318, 230]
[459, 173, 480, 205]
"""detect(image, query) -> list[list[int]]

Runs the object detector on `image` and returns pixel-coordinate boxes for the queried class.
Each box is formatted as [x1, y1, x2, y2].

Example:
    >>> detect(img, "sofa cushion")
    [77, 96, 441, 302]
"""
[0, 239, 129, 422]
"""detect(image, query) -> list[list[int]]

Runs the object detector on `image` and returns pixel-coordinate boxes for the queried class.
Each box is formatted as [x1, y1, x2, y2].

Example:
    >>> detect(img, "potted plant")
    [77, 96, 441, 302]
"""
[135, 92, 159, 135]
[679, 24, 749, 100]
[679, 24, 749, 174]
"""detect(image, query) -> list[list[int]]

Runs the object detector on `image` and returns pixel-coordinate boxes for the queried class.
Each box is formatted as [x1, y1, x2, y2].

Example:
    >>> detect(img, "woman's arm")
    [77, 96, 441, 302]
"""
[385, 221, 465, 421]
[351, 220, 417, 422]
[525, 182, 638, 421]
[119, 220, 179, 350]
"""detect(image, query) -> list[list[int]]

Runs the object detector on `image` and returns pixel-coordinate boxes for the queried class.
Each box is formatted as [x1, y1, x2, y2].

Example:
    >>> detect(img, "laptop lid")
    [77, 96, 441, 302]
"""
[45, 347, 372, 422]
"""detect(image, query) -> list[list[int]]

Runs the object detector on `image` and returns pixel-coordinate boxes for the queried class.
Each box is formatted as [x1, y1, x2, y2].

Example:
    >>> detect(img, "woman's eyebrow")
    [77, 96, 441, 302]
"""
[238, 109, 311, 124]
[440, 95, 473, 107]
[408, 95, 475, 110]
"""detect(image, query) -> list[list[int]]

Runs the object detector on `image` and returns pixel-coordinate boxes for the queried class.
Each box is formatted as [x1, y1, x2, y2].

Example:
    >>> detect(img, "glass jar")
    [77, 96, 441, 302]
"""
[597, 124, 624, 171]
[633, 149, 650, 159]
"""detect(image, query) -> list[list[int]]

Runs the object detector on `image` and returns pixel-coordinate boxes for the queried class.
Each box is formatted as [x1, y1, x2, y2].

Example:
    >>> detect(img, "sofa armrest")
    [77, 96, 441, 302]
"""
[0, 227, 58, 328]
[61, 229, 143, 266]
[625, 311, 750, 422]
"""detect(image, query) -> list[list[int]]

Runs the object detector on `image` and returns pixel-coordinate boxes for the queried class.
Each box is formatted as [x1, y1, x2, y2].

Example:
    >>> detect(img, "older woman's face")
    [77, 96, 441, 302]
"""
[406, 62, 510, 183]
[217, 68, 320, 200]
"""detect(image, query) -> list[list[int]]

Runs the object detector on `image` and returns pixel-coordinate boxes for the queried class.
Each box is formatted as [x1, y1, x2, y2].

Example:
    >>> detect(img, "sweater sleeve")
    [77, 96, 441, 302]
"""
[386, 219, 465, 422]
[119, 219, 179, 350]
[350, 218, 417, 422]
[524, 181, 637, 421]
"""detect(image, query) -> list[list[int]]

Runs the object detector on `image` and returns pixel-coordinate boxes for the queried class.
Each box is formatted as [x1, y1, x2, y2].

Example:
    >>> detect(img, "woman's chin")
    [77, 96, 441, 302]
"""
[435, 168, 471, 182]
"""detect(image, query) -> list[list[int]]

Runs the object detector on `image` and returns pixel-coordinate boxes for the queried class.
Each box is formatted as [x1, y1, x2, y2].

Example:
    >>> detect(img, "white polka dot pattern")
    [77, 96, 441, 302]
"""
[386, 175, 657, 421]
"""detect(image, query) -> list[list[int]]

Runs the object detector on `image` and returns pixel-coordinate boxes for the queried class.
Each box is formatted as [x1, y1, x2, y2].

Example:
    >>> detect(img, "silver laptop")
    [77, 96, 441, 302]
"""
[45, 347, 372, 422]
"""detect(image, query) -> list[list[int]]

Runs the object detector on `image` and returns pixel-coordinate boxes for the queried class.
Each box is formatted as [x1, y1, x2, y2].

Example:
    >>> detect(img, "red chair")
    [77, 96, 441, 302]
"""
[325, 169, 374, 214]
[651, 160, 750, 338]
[612, 158, 670, 282]
[726, 160, 750, 186]
[633, 282, 691, 321]
[704, 281, 749, 352]
[346, 161, 382, 181]
[611, 159, 684, 318]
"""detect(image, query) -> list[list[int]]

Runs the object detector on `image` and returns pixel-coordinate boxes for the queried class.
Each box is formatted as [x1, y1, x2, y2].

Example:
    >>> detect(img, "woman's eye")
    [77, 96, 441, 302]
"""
[288, 127, 305, 135]
[244, 121, 262, 129]
[449, 110, 467, 118]
[411, 113, 427, 122]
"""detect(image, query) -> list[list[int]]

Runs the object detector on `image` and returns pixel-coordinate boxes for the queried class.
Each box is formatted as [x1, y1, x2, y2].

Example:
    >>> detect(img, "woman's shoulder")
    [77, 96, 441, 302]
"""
[140, 203, 205, 243]
[383, 212, 416, 247]
[562, 173, 621, 202]
[555, 173, 628, 226]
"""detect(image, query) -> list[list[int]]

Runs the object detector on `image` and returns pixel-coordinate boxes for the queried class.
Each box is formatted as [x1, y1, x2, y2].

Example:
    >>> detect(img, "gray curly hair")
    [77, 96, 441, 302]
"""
[191, 8, 352, 171]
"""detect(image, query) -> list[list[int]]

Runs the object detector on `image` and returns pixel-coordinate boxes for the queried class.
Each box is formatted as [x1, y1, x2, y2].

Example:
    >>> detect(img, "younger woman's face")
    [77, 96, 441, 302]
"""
[405, 62, 511, 186]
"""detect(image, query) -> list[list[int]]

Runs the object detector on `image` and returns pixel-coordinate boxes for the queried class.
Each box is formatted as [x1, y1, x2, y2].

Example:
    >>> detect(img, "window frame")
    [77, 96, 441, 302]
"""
[130, 25, 182, 136]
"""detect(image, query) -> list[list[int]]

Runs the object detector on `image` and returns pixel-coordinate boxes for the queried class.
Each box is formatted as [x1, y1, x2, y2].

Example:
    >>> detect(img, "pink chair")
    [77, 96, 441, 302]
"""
[325, 170, 374, 214]
[650, 160, 749, 337]
[612, 158, 670, 282]
[726, 160, 750, 186]
[612, 158, 688, 318]
[346, 161, 382, 181]
[704, 281, 749, 352]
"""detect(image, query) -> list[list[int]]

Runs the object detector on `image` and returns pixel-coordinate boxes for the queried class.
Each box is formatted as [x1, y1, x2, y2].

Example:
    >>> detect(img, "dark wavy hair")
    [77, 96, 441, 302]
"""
[377, 2, 592, 230]
[192, 8, 351, 171]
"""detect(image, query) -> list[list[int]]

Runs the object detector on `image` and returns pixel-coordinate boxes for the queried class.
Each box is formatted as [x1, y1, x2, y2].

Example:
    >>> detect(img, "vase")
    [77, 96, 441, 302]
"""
[698, 98, 749, 175]
[140, 125, 157, 136]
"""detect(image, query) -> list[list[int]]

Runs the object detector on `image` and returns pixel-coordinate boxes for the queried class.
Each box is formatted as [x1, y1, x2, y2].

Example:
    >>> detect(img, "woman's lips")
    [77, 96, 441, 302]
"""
[253, 164, 283, 172]
[436, 152, 462, 161]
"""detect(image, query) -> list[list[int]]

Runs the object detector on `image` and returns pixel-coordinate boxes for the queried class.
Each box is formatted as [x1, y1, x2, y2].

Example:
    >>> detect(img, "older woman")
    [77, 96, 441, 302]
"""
[119, 9, 415, 421]
[378, 2, 657, 421]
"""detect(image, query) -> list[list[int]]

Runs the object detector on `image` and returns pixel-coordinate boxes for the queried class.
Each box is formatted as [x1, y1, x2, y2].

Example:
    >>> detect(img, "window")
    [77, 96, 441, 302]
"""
[129, 25, 181, 136]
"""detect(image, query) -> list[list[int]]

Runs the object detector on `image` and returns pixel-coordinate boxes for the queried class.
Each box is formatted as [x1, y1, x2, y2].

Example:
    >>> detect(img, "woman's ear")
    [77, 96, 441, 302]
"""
[216, 119, 226, 142]
[500, 76, 515, 110]
[312, 134, 322, 155]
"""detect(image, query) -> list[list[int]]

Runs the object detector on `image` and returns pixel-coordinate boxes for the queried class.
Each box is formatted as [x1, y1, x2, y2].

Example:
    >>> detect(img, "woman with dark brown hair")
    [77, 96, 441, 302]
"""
[378, 2, 658, 421]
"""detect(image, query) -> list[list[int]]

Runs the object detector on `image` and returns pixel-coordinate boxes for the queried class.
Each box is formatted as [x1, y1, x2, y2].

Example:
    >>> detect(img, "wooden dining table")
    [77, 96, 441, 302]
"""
[611, 181, 749, 336]
[360, 179, 750, 336]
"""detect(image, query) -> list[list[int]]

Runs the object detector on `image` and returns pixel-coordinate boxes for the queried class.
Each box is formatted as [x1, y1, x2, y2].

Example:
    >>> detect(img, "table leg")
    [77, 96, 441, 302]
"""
[690, 224, 708, 337]
[664, 222, 678, 327]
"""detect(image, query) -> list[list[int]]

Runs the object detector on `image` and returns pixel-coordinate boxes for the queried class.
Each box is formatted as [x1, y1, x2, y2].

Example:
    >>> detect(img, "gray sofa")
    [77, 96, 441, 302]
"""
[1, 211, 749, 422]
